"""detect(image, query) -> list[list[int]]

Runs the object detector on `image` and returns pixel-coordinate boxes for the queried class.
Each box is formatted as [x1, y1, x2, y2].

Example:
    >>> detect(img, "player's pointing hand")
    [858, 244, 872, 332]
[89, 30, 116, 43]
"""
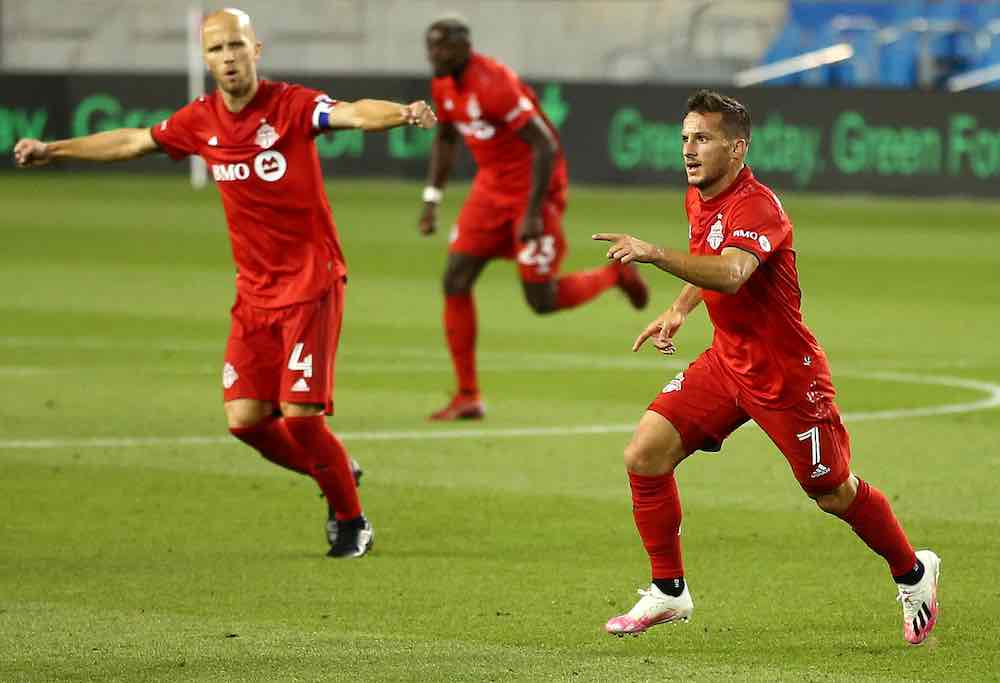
[632, 308, 684, 354]
[592, 233, 660, 265]
[13, 139, 51, 168]
[404, 101, 437, 129]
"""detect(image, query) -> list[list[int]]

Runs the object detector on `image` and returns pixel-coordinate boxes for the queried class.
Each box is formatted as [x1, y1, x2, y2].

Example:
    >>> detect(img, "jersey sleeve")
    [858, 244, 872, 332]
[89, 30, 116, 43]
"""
[720, 190, 790, 263]
[285, 85, 340, 138]
[150, 102, 200, 160]
[478, 67, 534, 132]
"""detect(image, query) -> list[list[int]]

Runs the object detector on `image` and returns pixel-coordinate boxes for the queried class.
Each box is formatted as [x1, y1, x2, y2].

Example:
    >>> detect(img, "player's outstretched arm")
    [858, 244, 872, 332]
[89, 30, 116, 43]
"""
[593, 233, 758, 294]
[14, 128, 159, 167]
[632, 285, 702, 354]
[419, 122, 459, 236]
[326, 100, 436, 132]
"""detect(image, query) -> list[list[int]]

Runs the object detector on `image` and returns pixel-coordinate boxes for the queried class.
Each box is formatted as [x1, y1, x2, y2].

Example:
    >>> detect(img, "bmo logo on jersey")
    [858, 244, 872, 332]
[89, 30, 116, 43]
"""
[212, 163, 250, 182]
[253, 151, 287, 182]
[211, 151, 287, 183]
[732, 229, 772, 253]
[456, 120, 497, 140]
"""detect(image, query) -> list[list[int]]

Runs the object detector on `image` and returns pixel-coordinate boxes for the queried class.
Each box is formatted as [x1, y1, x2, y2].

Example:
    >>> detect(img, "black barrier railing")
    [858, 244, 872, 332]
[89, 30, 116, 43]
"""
[3, 73, 1000, 197]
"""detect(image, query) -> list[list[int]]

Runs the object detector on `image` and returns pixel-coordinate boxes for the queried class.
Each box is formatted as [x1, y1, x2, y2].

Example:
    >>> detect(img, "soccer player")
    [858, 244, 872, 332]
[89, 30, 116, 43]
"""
[13, 8, 437, 558]
[419, 18, 650, 420]
[594, 90, 940, 644]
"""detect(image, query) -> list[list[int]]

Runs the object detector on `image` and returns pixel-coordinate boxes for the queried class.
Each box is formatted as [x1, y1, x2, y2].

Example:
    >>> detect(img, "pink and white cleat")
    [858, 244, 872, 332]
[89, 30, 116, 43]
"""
[897, 549, 941, 645]
[605, 583, 693, 637]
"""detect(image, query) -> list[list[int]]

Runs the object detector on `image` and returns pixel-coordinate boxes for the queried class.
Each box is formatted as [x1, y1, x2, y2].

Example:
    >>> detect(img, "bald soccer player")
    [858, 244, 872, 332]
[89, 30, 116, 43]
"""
[14, 8, 437, 558]
[418, 18, 650, 420]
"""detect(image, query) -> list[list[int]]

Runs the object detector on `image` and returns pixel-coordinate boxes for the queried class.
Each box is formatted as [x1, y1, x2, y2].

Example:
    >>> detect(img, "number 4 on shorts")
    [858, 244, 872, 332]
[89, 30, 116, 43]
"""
[288, 342, 313, 378]
[797, 426, 830, 479]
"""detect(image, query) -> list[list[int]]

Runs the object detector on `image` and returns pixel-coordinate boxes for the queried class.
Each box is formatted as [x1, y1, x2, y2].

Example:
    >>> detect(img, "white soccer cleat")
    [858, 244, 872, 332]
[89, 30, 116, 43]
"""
[605, 583, 693, 637]
[897, 549, 940, 645]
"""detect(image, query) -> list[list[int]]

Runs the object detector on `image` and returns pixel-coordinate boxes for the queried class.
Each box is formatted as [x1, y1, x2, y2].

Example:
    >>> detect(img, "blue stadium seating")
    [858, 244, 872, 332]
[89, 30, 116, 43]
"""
[759, 0, 1000, 89]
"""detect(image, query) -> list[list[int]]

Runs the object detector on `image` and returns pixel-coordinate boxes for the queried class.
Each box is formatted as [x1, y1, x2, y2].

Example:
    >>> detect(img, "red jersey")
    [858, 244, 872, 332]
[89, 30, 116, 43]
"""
[151, 80, 346, 309]
[431, 52, 568, 208]
[686, 167, 834, 407]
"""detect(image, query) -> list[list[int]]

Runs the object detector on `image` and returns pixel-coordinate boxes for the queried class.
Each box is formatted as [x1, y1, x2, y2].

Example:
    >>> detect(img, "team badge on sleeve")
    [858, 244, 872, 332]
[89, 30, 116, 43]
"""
[662, 371, 685, 393]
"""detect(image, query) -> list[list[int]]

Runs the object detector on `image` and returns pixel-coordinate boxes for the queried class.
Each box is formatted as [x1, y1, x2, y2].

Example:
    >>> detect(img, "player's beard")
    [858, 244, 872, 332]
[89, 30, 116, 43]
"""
[216, 67, 253, 98]
[688, 164, 725, 190]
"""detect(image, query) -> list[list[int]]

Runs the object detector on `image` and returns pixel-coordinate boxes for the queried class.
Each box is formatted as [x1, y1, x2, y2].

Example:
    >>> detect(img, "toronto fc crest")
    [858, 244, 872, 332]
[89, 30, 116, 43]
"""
[255, 119, 279, 149]
[707, 214, 725, 250]
[466, 95, 481, 120]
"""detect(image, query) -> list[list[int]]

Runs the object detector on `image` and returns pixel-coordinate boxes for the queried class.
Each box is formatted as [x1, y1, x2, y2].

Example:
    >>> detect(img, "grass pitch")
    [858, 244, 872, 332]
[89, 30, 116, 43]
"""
[1, 174, 999, 681]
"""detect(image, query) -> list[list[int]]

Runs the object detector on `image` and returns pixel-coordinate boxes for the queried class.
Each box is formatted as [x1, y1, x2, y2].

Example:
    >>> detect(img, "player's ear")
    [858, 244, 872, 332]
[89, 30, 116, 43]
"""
[254, 41, 263, 61]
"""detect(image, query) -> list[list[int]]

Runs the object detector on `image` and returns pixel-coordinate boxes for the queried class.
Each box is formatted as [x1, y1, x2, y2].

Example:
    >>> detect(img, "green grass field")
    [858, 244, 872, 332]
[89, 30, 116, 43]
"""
[1, 174, 999, 681]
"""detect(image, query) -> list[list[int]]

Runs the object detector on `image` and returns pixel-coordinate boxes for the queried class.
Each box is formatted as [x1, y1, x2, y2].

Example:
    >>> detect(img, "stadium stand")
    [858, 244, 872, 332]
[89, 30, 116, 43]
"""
[755, 0, 1000, 89]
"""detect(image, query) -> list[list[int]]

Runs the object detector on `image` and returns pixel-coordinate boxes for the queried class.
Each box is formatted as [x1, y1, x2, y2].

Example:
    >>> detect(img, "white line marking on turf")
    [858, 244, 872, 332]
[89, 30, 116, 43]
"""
[0, 335, 987, 370]
[0, 371, 997, 451]
[838, 371, 1000, 422]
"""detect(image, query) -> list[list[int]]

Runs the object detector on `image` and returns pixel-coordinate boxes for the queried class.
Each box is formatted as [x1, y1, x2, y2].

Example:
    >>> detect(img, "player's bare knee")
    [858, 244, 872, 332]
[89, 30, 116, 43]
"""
[280, 401, 325, 418]
[809, 476, 858, 516]
[525, 295, 557, 314]
[224, 399, 273, 430]
[443, 268, 474, 295]
[522, 282, 557, 314]
[623, 438, 676, 476]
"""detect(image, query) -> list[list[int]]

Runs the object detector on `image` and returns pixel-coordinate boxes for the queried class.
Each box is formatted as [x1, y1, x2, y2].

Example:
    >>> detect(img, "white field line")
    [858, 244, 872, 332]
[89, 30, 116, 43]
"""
[0, 335, 988, 371]
[0, 371, 997, 452]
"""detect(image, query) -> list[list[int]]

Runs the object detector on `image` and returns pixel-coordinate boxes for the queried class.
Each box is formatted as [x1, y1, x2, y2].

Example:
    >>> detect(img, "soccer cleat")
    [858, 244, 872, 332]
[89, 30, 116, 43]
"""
[323, 458, 364, 546]
[605, 583, 694, 637]
[615, 262, 649, 310]
[428, 392, 485, 421]
[897, 549, 941, 645]
[327, 516, 374, 558]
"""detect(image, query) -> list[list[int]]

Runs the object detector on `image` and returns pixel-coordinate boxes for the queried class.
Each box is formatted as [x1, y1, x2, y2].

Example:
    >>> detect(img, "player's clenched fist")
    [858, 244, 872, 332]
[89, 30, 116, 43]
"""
[13, 139, 51, 168]
[404, 101, 437, 129]
[592, 233, 660, 265]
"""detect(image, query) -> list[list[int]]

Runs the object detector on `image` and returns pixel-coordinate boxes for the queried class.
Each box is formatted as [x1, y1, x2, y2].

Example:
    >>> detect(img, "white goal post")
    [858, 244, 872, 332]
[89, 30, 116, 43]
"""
[187, 3, 207, 189]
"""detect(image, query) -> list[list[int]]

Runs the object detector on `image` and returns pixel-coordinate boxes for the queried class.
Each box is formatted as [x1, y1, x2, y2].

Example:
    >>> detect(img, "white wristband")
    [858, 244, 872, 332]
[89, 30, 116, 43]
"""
[422, 186, 443, 204]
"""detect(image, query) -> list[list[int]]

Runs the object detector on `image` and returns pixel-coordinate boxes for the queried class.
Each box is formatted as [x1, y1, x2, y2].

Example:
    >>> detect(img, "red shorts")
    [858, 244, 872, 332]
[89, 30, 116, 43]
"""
[647, 349, 852, 493]
[449, 192, 567, 283]
[222, 280, 345, 414]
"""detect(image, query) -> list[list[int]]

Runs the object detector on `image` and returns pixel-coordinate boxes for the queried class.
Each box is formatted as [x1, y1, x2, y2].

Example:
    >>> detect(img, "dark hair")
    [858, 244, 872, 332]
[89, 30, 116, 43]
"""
[686, 89, 751, 143]
[427, 17, 470, 43]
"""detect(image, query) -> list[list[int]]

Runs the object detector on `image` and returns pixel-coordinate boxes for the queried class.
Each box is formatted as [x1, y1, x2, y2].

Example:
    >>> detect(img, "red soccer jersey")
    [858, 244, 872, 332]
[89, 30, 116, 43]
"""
[151, 80, 346, 309]
[686, 166, 834, 407]
[431, 52, 568, 209]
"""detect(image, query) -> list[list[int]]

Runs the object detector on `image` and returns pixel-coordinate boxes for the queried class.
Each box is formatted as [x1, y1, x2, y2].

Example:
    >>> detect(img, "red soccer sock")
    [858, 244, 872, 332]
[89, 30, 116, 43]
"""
[229, 417, 311, 475]
[839, 478, 917, 577]
[444, 293, 478, 395]
[284, 415, 363, 521]
[628, 470, 685, 579]
[554, 265, 619, 310]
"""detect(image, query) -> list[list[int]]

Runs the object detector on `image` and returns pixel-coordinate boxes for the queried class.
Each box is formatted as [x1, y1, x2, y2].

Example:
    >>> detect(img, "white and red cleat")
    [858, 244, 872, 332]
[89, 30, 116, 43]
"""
[428, 392, 485, 421]
[605, 583, 693, 637]
[898, 549, 940, 645]
[615, 262, 649, 310]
